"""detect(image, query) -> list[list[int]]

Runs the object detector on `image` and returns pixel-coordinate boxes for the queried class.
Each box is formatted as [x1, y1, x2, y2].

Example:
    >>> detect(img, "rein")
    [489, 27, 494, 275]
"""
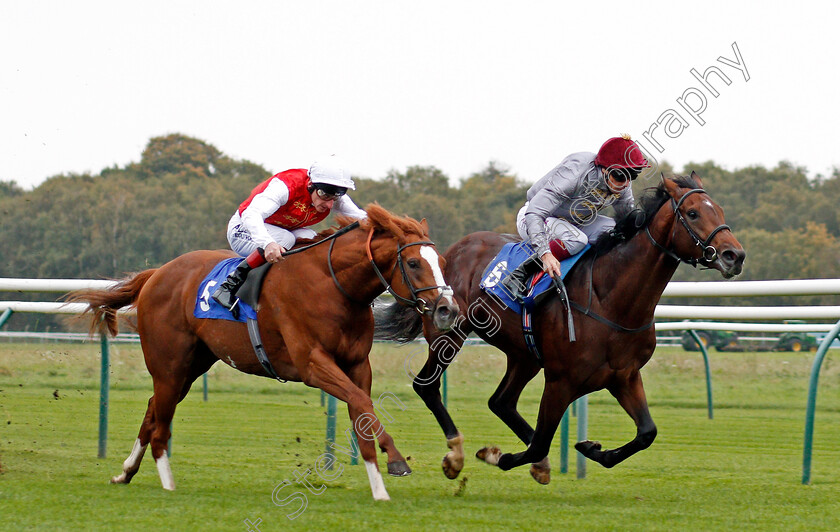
[570, 300, 654, 333]
[281, 221, 361, 257]
[571, 252, 655, 334]
[328, 226, 451, 314]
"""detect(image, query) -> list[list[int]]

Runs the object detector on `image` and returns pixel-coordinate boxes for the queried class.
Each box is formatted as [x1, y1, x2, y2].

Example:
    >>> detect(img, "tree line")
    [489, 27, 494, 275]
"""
[2, 134, 839, 330]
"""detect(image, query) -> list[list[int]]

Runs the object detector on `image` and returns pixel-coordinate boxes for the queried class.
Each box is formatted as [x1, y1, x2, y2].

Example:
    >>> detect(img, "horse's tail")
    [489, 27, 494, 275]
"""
[373, 299, 424, 344]
[65, 269, 157, 337]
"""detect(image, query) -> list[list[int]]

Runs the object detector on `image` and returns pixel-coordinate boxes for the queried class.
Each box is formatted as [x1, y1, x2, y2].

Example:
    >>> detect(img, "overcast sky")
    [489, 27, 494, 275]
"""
[3, 1, 839, 190]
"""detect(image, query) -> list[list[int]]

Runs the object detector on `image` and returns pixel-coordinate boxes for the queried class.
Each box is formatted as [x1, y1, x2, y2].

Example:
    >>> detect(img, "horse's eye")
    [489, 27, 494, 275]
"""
[687, 210, 699, 220]
[407, 258, 421, 269]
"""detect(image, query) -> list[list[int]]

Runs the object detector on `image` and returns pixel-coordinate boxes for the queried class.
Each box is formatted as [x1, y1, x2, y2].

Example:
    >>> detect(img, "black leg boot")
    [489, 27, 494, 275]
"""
[212, 260, 253, 317]
[501, 254, 543, 300]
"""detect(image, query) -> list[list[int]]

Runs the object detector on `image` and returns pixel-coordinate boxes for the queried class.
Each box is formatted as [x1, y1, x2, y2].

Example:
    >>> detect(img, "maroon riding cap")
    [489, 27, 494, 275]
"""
[594, 135, 651, 169]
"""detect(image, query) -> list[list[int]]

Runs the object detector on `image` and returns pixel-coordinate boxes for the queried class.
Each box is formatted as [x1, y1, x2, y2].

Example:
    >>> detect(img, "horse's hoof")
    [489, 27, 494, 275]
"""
[387, 460, 412, 477]
[575, 440, 602, 458]
[442, 453, 463, 479]
[110, 474, 128, 484]
[529, 464, 551, 485]
[529, 457, 550, 485]
[475, 446, 502, 466]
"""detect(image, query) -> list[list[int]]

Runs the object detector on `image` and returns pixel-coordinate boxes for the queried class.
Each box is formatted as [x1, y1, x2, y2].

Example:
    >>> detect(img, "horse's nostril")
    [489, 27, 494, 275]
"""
[721, 249, 744, 265]
[719, 248, 745, 277]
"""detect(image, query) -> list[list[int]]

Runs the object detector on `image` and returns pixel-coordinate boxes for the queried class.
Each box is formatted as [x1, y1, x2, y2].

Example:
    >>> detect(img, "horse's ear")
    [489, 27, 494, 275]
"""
[663, 175, 681, 198]
[420, 218, 430, 234]
[690, 170, 704, 188]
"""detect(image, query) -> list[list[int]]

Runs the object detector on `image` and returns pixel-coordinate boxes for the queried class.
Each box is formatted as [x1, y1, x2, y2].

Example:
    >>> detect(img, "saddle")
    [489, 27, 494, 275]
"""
[237, 262, 271, 311]
[480, 243, 589, 314]
[480, 243, 589, 363]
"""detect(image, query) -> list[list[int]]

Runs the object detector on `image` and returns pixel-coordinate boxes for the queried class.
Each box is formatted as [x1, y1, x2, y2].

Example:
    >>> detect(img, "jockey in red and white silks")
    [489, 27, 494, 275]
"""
[228, 166, 367, 257]
[504, 135, 650, 299]
[212, 156, 367, 315]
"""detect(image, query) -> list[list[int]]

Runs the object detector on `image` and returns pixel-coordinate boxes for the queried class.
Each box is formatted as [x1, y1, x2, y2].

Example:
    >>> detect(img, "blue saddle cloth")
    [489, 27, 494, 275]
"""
[193, 257, 258, 322]
[479, 242, 590, 314]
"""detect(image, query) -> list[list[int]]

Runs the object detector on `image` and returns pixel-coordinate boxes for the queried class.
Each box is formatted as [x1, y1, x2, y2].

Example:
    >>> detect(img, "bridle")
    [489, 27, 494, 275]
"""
[568, 187, 732, 337]
[646, 188, 731, 268]
[328, 226, 452, 314]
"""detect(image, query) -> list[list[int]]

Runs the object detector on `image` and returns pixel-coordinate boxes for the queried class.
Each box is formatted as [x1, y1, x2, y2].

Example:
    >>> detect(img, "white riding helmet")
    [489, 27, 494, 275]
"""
[308, 156, 356, 190]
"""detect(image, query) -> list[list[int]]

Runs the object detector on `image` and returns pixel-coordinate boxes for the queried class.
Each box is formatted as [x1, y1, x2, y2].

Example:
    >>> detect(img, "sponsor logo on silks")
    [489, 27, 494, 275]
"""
[233, 225, 253, 241]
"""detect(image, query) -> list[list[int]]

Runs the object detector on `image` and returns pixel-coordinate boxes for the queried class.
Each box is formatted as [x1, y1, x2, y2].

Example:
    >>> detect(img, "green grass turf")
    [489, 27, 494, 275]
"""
[1, 341, 839, 530]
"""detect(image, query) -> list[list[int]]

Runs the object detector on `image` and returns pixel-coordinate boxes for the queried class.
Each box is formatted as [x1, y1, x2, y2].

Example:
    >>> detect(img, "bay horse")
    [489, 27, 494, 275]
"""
[67, 205, 458, 501]
[375, 173, 745, 484]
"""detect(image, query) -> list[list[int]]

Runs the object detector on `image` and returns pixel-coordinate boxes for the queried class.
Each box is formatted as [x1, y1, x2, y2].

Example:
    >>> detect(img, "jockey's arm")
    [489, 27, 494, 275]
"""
[240, 178, 291, 257]
[523, 186, 571, 258]
[333, 195, 368, 220]
[525, 183, 576, 279]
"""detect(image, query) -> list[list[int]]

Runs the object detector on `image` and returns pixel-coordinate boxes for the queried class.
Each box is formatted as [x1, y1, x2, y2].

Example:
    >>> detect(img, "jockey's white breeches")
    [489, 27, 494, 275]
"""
[226, 212, 317, 257]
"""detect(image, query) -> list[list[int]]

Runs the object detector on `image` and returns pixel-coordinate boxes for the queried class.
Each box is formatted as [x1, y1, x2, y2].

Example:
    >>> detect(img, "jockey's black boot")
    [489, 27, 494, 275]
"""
[212, 260, 252, 317]
[501, 254, 543, 301]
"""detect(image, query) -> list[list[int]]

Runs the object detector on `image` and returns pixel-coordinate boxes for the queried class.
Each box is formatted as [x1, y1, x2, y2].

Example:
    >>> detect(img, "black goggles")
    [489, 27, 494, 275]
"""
[609, 167, 641, 183]
[314, 183, 348, 200]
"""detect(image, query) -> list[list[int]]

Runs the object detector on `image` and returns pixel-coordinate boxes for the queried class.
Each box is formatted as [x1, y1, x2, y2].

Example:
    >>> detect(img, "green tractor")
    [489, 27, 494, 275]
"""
[774, 331, 818, 352]
[680, 322, 818, 353]
[680, 329, 742, 352]
[772, 320, 818, 352]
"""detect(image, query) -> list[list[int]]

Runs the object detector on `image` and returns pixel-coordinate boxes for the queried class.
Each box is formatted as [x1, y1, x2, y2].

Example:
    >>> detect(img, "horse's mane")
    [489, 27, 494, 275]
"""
[296, 203, 428, 247]
[589, 174, 700, 256]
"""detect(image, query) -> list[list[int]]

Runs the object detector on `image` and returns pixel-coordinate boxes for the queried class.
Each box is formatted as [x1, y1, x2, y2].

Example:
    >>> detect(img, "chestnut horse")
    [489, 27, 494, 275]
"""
[375, 173, 745, 484]
[68, 205, 458, 500]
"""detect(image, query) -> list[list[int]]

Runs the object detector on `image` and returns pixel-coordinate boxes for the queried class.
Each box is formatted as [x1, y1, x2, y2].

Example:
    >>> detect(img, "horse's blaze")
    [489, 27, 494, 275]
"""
[419, 244, 459, 330]
[419, 245, 456, 301]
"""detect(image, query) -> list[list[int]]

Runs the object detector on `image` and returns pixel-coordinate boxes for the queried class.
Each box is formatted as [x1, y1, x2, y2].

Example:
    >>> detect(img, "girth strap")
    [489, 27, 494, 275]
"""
[550, 275, 576, 342]
[240, 221, 361, 384]
[521, 306, 542, 365]
[246, 318, 287, 383]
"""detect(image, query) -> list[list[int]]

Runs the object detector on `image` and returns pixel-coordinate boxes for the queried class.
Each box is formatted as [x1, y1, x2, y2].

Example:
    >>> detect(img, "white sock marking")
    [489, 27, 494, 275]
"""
[364, 461, 390, 501]
[123, 438, 147, 471]
[156, 454, 176, 490]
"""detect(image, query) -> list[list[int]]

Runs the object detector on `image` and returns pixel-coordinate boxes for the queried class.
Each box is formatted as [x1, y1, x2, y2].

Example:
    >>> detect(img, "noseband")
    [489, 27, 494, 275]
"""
[646, 188, 731, 267]
[328, 227, 452, 314]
